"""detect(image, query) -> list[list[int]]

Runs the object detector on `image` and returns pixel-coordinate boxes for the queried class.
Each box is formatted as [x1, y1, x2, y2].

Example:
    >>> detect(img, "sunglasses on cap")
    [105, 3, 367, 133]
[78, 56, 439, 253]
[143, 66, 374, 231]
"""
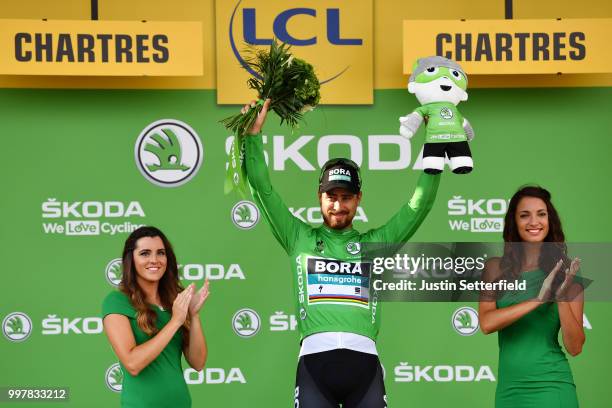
[319, 157, 362, 190]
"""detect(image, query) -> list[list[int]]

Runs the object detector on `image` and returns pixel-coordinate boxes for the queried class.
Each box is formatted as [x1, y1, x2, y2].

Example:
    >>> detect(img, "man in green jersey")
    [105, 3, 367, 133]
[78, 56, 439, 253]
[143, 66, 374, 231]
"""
[242, 99, 441, 407]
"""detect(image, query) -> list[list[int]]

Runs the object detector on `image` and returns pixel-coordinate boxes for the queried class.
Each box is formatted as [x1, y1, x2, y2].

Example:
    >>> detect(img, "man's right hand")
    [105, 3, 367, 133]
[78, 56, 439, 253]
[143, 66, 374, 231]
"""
[244, 98, 271, 135]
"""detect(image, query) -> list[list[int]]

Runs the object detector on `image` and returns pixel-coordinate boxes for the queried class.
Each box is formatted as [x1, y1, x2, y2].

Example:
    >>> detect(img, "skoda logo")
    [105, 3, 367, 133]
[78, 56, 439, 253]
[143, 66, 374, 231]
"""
[232, 308, 261, 338]
[452, 306, 479, 336]
[135, 119, 203, 188]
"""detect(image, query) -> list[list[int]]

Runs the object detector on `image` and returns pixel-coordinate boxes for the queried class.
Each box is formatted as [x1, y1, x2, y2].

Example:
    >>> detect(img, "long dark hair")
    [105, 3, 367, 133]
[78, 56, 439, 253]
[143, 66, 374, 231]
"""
[501, 186, 568, 278]
[119, 226, 189, 346]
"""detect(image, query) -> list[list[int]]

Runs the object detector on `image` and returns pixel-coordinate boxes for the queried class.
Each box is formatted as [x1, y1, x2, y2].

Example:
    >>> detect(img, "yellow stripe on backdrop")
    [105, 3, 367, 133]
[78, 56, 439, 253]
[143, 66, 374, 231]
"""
[403, 19, 612, 75]
[0, 0, 611, 90]
[0, 19, 203, 76]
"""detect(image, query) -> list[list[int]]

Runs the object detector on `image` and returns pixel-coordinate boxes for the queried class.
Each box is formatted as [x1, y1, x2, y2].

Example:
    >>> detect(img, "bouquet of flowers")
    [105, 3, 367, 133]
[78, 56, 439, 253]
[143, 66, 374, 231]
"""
[221, 40, 321, 196]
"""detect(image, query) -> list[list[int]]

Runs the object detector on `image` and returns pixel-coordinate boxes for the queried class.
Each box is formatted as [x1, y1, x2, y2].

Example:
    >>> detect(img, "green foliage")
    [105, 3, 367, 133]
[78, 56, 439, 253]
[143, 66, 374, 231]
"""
[221, 40, 321, 136]
[7, 317, 23, 334]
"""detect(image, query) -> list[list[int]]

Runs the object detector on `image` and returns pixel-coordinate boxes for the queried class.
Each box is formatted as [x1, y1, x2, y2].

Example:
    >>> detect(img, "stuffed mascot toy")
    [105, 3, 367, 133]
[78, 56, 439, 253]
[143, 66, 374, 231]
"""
[399, 56, 474, 174]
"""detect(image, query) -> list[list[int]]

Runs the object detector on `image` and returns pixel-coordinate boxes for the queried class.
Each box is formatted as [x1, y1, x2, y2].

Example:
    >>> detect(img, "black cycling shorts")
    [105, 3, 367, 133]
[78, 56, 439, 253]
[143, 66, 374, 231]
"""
[294, 349, 387, 408]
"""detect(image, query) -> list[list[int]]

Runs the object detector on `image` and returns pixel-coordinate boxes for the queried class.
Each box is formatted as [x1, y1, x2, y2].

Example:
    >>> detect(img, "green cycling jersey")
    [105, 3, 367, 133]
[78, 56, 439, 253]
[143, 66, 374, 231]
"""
[414, 102, 467, 143]
[245, 133, 441, 341]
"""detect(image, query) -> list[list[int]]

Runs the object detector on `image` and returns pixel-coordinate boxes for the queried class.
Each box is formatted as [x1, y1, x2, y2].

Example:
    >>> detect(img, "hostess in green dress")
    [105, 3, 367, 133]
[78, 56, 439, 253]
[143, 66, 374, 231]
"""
[495, 269, 578, 408]
[102, 291, 191, 408]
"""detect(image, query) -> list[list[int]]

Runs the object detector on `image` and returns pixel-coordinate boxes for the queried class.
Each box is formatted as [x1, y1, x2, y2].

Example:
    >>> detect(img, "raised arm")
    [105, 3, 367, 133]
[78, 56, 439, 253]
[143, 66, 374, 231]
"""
[367, 171, 441, 243]
[243, 100, 309, 254]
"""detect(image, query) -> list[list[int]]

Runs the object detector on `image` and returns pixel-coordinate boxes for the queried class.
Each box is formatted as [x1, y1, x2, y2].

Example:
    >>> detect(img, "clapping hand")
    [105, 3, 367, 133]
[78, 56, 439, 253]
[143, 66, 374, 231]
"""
[172, 284, 194, 326]
[188, 280, 210, 317]
[537, 258, 580, 302]
[555, 258, 580, 300]
[537, 259, 564, 302]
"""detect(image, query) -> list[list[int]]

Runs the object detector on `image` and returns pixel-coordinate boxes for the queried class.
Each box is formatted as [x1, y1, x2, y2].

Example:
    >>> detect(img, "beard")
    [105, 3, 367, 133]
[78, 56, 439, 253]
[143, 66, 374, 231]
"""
[322, 210, 354, 230]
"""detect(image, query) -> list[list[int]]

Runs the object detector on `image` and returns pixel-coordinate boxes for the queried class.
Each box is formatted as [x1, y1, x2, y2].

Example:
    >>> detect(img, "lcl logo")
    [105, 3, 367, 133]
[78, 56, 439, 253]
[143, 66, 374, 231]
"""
[229, 1, 363, 83]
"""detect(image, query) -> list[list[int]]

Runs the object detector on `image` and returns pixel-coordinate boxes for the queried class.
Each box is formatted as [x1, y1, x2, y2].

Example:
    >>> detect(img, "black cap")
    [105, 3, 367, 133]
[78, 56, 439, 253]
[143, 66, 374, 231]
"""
[319, 158, 361, 194]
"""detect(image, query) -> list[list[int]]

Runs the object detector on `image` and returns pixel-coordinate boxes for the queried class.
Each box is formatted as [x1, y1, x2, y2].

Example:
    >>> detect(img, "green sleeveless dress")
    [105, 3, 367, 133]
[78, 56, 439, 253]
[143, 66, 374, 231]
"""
[495, 269, 578, 407]
[102, 291, 191, 408]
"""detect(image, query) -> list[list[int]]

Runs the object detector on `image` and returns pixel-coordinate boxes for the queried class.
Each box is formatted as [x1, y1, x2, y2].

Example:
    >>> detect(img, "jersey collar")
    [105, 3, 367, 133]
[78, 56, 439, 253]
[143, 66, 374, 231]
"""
[321, 224, 358, 236]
